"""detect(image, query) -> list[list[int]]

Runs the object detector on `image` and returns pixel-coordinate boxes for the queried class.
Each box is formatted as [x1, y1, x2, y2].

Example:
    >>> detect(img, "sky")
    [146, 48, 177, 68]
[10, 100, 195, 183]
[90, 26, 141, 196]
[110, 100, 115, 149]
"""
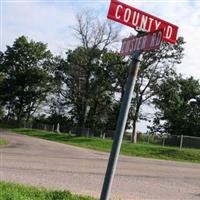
[1, 0, 200, 132]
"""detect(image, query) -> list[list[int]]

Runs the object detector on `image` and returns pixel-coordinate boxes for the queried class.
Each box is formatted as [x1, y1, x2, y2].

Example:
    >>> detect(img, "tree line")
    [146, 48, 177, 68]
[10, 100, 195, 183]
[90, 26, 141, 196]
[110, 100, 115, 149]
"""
[0, 12, 200, 141]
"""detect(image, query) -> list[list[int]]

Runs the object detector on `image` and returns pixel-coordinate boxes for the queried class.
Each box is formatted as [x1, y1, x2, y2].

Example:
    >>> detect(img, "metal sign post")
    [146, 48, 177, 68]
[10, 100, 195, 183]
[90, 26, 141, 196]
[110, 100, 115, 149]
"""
[100, 50, 143, 200]
[100, 29, 163, 200]
[100, 1, 179, 199]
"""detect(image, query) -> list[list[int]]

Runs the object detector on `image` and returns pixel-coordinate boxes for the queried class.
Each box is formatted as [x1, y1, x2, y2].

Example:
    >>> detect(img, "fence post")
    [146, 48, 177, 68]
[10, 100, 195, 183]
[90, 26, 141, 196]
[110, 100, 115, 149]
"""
[86, 128, 90, 138]
[52, 124, 54, 132]
[56, 123, 60, 133]
[147, 134, 150, 144]
[180, 135, 183, 150]
[152, 135, 154, 144]
[162, 137, 165, 147]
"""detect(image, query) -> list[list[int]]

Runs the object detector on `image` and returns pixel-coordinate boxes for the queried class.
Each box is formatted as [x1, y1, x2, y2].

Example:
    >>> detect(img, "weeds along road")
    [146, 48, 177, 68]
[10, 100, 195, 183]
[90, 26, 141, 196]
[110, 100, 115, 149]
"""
[0, 131, 200, 200]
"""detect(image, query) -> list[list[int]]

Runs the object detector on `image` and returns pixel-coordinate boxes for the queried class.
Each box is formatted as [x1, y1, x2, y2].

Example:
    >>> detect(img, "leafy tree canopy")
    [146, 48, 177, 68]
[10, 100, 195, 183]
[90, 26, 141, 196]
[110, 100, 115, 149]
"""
[149, 75, 200, 136]
[0, 36, 55, 124]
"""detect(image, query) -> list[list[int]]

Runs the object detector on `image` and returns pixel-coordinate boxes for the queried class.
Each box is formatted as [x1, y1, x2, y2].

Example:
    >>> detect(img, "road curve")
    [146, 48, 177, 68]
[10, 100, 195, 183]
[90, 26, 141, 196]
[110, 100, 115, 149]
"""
[0, 131, 200, 200]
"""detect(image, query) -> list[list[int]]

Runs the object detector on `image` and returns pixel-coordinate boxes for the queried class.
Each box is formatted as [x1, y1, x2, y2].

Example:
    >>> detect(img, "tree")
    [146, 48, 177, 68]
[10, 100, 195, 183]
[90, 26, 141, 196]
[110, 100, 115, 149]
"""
[56, 47, 127, 134]
[129, 37, 185, 143]
[87, 50, 128, 131]
[0, 36, 54, 125]
[149, 75, 200, 136]
[0, 73, 4, 119]
[73, 10, 119, 51]
[55, 11, 122, 134]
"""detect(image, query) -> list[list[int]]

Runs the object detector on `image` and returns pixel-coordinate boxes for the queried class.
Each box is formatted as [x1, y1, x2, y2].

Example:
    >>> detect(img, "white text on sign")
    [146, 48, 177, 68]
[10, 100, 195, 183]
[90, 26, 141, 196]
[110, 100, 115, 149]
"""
[108, 0, 178, 44]
[120, 29, 164, 56]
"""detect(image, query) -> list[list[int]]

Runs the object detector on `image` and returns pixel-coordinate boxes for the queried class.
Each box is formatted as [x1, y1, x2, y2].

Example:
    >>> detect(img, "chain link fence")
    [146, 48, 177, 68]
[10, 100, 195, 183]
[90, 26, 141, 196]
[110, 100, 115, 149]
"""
[137, 133, 200, 149]
[1, 119, 200, 149]
[0, 119, 115, 138]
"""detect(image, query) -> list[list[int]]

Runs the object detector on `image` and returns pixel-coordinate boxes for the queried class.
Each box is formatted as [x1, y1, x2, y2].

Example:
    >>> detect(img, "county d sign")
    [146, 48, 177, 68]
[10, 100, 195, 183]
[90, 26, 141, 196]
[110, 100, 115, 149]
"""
[107, 0, 178, 44]
[120, 29, 163, 56]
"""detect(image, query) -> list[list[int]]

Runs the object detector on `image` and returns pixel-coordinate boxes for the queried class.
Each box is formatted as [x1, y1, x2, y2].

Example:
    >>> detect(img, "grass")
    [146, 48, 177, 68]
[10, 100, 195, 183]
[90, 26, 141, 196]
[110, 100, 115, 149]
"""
[3, 128, 200, 163]
[0, 137, 8, 146]
[0, 181, 96, 200]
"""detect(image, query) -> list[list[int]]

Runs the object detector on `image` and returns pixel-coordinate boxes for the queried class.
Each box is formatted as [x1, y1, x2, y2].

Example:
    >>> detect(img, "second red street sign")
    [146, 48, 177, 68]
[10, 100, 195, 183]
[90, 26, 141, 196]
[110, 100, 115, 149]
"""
[107, 0, 178, 44]
[120, 29, 164, 56]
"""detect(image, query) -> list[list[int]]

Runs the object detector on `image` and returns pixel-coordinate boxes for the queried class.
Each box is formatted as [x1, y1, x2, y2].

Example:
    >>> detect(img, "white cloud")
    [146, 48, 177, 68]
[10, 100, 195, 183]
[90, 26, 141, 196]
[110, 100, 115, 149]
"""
[2, 1, 77, 54]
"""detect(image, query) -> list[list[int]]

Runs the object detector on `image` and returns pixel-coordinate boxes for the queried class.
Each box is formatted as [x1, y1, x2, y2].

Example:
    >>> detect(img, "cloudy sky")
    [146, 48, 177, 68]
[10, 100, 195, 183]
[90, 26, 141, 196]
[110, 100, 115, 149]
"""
[1, 0, 200, 131]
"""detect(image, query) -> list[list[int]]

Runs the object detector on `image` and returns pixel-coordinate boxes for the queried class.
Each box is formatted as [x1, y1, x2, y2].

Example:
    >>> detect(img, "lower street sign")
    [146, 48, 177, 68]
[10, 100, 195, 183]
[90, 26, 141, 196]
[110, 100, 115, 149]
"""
[120, 29, 163, 56]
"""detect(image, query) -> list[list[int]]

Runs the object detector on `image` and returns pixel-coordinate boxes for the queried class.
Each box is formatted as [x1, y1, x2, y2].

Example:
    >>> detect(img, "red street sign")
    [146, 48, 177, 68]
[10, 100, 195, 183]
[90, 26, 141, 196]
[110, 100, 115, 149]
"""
[107, 0, 178, 44]
[120, 29, 163, 56]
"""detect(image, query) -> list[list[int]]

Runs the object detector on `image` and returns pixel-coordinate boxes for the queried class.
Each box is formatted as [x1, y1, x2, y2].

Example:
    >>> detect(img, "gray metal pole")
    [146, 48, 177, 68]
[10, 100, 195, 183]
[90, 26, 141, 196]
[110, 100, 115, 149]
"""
[180, 135, 183, 150]
[100, 51, 143, 200]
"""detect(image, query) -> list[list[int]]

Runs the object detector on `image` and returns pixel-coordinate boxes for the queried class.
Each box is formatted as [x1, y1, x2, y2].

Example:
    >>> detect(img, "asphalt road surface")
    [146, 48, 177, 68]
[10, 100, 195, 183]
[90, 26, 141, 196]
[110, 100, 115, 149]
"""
[0, 131, 200, 200]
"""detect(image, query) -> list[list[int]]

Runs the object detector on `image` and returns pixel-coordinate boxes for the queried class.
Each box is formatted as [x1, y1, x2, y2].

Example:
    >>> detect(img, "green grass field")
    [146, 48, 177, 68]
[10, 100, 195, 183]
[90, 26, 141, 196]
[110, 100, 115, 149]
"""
[0, 181, 96, 200]
[0, 138, 8, 146]
[4, 128, 200, 163]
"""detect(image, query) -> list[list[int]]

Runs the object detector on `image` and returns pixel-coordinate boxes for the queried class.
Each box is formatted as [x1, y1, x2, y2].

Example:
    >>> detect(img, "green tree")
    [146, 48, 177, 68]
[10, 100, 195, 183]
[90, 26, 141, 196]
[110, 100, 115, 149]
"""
[55, 11, 121, 134]
[149, 75, 200, 136]
[87, 50, 127, 131]
[129, 37, 185, 143]
[56, 47, 127, 133]
[0, 73, 4, 118]
[0, 36, 54, 126]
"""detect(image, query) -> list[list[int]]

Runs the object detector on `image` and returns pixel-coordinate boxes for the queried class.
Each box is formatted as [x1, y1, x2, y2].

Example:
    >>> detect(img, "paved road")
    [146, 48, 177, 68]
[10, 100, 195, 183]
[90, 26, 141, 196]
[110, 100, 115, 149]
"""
[0, 131, 200, 200]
